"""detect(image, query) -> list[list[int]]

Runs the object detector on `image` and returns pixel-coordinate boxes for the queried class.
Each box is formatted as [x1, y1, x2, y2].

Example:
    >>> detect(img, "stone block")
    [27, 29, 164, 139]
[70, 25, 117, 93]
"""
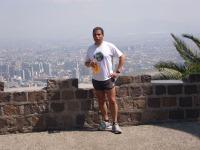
[76, 114, 85, 128]
[81, 100, 92, 111]
[3, 105, 20, 116]
[62, 115, 74, 129]
[67, 101, 80, 111]
[141, 75, 151, 83]
[148, 97, 161, 108]
[117, 97, 134, 111]
[50, 102, 65, 112]
[142, 110, 169, 122]
[59, 80, 70, 89]
[0, 106, 2, 116]
[47, 78, 78, 90]
[185, 109, 199, 119]
[194, 96, 200, 107]
[47, 79, 59, 90]
[7, 127, 19, 134]
[71, 78, 78, 88]
[92, 99, 99, 111]
[88, 89, 95, 98]
[84, 111, 99, 125]
[130, 85, 142, 97]
[44, 114, 72, 131]
[28, 115, 46, 131]
[61, 79, 78, 89]
[116, 85, 129, 97]
[0, 118, 7, 128]
[155, 85, 166, 95]
[45, 116, 58, 130]
[16, 117, 31, 132]
[24, 104, 36, 115]
[179, 97, 192, 107]
[129, 112, 142, 124]
[133, 99, 146, 109]
[169, 109, 184, 120]
[184, 85, 198, 94]
[118, 112, 142, 125]
[162, 97, 177, 107]
[131, 75, 151, 83]
[6, 117, 16, 127]
[75, 89, 89, 99]
[0, 82, 4, 91]
[133, 76, 141, 83]
[24, 103, 48, 115]
[46, 115, 68, 130]
[142, 84, 153, 96]
[18, 105, 24, 115]
[62, 90, 75, 100]
[0, 92, 12, 102]
[115, 76, 133, 86]
[47, 90, 60, 101]
[38, 103, 49, 114]
[168, 85, 183, 95]
[28, 91, 46, 102]
[13, 92, 27, 102]
[0, 129, 7, 134]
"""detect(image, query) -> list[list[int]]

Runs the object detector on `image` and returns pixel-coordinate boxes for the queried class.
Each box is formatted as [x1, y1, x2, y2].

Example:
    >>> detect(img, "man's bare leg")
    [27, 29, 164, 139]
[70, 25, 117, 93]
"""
[106, 87, 122, 133]
[95, 90, 109, 121]
[106, 87, 118, 123]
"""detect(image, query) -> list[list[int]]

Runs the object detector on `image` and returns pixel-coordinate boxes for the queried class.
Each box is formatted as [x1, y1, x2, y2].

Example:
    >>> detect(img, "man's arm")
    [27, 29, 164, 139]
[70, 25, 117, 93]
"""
[116, 54, 125, 73]
[109, 54, 125, 79]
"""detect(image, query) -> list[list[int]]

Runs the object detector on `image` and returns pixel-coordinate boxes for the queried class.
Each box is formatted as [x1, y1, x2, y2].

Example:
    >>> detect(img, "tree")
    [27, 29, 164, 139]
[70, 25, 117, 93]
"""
[154, 33, 200, 80]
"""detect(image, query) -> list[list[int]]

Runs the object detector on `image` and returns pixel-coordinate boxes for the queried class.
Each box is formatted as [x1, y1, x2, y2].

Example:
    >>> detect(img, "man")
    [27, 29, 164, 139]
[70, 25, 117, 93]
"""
[85, 27, 125, 134]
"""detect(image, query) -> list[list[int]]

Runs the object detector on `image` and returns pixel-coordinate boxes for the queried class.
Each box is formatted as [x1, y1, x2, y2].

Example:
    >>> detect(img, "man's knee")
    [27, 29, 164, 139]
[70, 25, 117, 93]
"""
[109, 97, 116, 105]
[98, 99, 106, 106]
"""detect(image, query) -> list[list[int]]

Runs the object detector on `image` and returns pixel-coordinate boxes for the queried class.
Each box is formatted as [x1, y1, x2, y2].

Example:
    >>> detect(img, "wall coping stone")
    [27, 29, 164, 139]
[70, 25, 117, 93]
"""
[151, 80, 183, 84]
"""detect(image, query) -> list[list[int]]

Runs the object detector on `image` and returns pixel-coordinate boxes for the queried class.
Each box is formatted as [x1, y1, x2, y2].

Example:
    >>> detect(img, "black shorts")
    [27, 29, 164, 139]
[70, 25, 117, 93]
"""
[92, 78, 115, 91]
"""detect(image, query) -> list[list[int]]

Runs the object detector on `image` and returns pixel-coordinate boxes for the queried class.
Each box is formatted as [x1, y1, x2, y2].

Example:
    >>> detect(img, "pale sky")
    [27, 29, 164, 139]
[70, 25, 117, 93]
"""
[0, 0, 199, 40]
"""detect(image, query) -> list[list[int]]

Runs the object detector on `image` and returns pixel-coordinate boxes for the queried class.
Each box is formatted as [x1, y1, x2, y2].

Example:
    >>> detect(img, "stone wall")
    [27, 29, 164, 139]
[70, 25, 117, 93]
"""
[0, 74, 199, 134]
[115, 75, 200, 125]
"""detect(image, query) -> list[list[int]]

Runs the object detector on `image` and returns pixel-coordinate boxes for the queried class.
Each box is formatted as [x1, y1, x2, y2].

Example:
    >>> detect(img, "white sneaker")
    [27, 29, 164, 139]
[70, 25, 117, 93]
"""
[112, 123, 122, 134]
[98, 121, 112, 131]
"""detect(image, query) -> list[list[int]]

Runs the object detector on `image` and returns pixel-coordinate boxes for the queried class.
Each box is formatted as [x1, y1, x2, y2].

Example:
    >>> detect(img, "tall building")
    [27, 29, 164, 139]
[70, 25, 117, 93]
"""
[75, 59, 80, 80]
[43, 62, 52, 76]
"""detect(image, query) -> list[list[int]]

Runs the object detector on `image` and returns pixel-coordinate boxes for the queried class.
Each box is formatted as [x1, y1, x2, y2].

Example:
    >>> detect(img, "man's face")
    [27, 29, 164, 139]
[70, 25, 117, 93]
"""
[93, 30, 104, 45]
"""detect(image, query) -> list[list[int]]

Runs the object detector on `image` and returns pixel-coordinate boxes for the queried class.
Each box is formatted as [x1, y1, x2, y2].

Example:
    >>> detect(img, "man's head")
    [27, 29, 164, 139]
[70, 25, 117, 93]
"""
[93, 27, 104, 45]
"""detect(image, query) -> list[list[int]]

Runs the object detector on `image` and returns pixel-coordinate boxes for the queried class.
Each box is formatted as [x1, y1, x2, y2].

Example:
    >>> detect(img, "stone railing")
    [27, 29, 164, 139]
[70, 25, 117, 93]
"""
[0, 74, 199, 134]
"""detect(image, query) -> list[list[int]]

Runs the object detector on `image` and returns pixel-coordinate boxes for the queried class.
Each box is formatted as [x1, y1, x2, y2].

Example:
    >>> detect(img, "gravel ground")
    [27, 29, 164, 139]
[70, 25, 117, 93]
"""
[0, 122, 199, 150]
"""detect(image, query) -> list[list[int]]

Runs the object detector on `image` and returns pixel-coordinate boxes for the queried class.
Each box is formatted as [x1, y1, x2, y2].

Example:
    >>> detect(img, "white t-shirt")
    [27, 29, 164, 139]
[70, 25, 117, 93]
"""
[85, 41, 123, 81]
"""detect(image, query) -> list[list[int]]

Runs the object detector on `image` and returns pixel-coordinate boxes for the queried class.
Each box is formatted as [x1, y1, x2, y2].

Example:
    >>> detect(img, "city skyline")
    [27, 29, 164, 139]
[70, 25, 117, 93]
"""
[0, 34, 183, 88]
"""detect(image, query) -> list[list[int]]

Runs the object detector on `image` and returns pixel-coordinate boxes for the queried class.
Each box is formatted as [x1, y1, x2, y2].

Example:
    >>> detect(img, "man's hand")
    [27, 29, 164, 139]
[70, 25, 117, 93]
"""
[109, 71, 120, 79]
[85, 61, 91, 67]
[85, 60, 97, 68]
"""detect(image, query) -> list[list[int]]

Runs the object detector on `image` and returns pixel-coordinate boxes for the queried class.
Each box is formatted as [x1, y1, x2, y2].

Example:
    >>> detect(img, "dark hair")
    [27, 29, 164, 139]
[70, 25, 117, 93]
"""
[93, 27, 104, 35]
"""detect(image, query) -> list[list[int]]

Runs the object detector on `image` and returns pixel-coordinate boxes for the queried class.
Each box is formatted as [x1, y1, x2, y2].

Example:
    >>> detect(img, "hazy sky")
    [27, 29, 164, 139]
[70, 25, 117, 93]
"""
[0, 0, 199, 40]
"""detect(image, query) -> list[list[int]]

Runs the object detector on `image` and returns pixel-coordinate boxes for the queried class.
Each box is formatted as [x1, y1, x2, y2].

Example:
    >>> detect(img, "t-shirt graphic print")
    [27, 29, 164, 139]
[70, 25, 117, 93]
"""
[94, 52, 104, 62]
[92, 52, 103, 74]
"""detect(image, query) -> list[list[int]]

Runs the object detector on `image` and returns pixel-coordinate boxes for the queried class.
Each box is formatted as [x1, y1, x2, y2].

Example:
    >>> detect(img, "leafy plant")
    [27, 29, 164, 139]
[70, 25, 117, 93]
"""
[154, 33, 200, 80]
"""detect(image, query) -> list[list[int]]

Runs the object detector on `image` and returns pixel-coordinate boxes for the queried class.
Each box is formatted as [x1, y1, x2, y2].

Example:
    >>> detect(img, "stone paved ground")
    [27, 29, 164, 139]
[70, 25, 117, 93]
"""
[0, 122, 200, 150]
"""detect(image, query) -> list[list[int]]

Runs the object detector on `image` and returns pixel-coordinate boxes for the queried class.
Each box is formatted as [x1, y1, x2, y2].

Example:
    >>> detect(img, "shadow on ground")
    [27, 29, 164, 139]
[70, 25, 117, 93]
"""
[147, 121, 200, 138]
[46, 121, 200, 139]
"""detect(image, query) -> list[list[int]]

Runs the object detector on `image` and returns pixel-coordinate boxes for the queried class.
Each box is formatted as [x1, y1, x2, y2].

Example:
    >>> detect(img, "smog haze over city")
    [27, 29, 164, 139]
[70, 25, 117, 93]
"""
[0, 0, 199, 88]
